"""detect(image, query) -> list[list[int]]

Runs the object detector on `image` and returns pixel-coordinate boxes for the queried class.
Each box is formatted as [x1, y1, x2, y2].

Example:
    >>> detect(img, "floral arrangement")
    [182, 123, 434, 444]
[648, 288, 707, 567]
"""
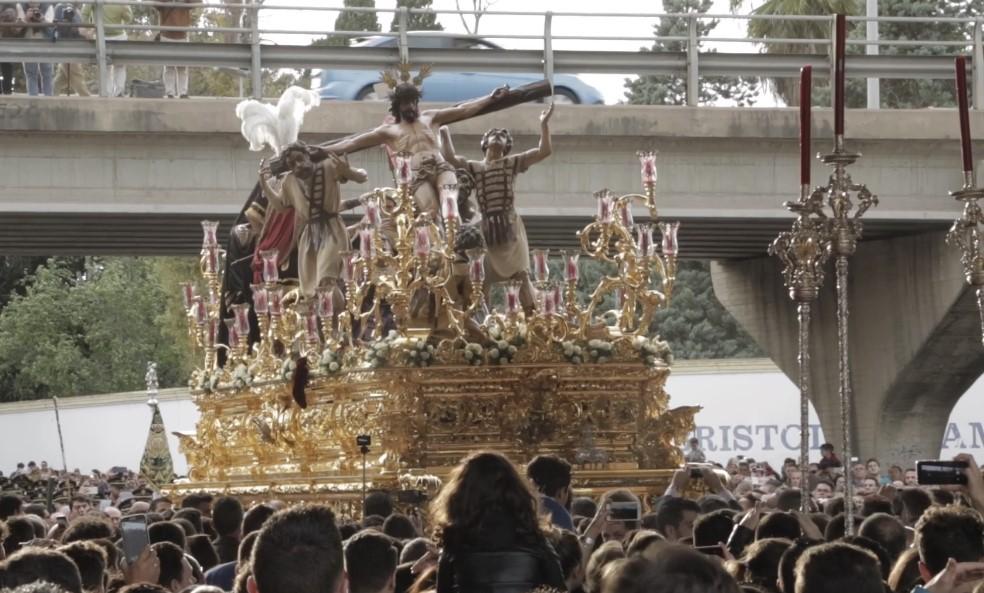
[231, 363, 253, 388]
[631, 335, 673, 367]
[460, 342, 484, 366]
[560, 340, 586, 364]
[319, 349, 342, 374]
[586, 339, 614, 363]
[406, 338, 436, 368]
[487, 324, 524, 365]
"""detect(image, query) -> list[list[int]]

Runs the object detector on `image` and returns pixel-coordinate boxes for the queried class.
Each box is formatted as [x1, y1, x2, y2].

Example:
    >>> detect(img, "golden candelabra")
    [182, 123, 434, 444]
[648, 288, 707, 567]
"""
[170, 151, 697, 507]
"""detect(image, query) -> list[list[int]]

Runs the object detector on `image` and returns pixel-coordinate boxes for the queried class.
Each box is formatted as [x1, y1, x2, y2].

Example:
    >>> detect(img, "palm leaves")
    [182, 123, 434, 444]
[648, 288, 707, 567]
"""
[731, 0, 859, 104]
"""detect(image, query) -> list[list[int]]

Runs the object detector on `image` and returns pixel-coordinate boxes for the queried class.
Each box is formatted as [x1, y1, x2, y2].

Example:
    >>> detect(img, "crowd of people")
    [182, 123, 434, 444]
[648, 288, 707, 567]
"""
[0, 0, 192, 97]
[0, 447, 983, 593]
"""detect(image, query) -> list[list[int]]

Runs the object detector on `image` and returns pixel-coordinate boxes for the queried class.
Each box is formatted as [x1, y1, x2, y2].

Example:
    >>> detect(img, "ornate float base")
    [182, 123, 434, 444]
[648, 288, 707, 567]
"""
[169, 359, 698, 513]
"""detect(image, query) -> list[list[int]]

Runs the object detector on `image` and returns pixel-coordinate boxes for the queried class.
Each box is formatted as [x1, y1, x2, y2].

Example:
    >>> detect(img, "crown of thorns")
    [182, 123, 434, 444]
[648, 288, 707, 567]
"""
[380, 62, 432, 90]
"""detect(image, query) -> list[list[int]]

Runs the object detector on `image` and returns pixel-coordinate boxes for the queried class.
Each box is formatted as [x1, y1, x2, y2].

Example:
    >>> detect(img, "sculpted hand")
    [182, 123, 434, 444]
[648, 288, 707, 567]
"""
[540, 102, 554, 125]
[491, 85, 509, 101]
[259, 159, 272, 179]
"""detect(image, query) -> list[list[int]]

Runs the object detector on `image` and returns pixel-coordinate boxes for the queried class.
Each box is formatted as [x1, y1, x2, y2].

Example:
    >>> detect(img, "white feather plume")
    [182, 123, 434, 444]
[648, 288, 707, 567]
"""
[235, 86, 322, 154]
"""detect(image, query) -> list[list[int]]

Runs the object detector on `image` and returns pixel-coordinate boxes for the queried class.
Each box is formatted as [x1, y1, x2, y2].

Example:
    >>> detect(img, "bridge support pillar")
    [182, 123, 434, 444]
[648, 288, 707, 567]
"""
[710, 230, 984, 466]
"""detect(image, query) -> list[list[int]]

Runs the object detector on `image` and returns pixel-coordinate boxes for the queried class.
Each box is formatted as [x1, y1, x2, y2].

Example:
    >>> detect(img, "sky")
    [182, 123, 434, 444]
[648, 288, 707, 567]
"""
[256, 0, 768, 105]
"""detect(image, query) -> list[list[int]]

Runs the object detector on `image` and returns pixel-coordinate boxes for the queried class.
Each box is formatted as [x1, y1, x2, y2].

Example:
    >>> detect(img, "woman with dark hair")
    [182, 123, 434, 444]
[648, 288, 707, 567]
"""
[431, 451, 567, 593]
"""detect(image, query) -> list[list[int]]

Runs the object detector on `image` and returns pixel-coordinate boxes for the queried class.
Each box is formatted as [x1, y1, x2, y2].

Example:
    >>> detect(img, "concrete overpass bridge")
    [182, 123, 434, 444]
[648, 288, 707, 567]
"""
[2, 96, 982, 465]
[0, 97, 966, 258]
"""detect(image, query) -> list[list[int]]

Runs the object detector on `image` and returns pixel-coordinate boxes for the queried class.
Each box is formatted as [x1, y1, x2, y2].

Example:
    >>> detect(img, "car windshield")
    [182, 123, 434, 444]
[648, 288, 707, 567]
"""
[352, 34, 501, 50]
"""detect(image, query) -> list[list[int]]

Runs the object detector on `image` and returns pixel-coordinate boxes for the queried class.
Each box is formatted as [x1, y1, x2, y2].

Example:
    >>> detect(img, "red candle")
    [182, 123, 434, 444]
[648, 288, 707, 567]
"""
[800, 65, 812, 185]
[957, 56, 974, 174]
[834, 14, 846, 137]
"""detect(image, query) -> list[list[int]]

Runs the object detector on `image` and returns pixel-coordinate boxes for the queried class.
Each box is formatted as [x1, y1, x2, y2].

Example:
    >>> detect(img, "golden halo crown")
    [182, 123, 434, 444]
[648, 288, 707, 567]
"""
[380, 62, 432, 91]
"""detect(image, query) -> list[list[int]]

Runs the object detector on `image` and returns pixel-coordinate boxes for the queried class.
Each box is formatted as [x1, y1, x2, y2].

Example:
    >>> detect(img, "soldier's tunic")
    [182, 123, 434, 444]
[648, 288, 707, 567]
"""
[465, 153, 532, 281]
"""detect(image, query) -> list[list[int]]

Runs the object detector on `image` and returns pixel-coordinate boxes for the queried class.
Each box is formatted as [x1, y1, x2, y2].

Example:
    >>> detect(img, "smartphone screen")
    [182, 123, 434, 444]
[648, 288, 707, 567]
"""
[120, 514, 150, 564]
[608, 501, 641, 522]
[916, 460, 968, 486]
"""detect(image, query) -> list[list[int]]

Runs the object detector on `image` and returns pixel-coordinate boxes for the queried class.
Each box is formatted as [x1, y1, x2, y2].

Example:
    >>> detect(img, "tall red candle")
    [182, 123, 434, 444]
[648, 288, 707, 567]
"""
[956, 56, 974, 174]
[834, 14, 846, 137]
[800, 65, 812, 185]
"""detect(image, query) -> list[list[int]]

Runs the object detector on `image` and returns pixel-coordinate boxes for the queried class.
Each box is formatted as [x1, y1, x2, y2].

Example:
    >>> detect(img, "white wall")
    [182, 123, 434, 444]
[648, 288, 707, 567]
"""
[1, 361, 981, 476]
[0, 390, 199, 477]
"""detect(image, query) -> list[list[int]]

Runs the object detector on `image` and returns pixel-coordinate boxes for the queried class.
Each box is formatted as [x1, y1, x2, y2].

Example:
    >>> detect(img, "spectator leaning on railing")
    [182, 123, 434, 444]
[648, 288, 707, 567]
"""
[82, 0, 130, 96]
[52, 2, 90, 96]
[0, 2, 24, 94]
[18, 1, 55, 96]
[155, 0, 192, 99]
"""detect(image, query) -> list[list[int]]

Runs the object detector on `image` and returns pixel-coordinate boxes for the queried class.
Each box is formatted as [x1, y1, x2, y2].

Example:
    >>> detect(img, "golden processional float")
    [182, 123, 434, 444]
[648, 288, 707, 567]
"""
[169, 138, 697, 513]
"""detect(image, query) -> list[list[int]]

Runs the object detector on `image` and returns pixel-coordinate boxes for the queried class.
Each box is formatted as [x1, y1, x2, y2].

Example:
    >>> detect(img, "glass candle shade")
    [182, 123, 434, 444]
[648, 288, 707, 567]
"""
[638, 151, 657, 185]
[232, 303, 250, 337]
[618, 200, 634, 228]
[468, 250, 486, 283]
[203, 246, 220, 274]
[260, 249, 280, 283]
[562, 251, 580, 282]
[268, 287, 283, 316]
[180, 282, 196, 311]
[394, 152, 413, 186]
[636, 224, 654, 256]
[414, 226, 431, 258]
[365, 194, 381, 228]
[316, 286, 334, 319]
[251, 284, 269, 315]
[359, 227, 375, 260]
[531, 249, 550, 284]
[200, 220, 219, 249]
[595, 190, 614, 223]
[505, 281, 521, 314]
[192, 296, 207, 326]
[660, 221, 680, 257]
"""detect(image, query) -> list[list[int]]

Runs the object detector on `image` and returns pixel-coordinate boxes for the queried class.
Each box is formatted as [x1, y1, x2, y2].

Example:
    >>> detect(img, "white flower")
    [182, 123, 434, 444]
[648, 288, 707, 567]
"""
[489, 348, 500, 358]
[507, 346, 517, 355]
[572, 356, 582, 364]
[464, 350, 474, 361]
[420, 352, 430, 361]
[329, 362, 340, 372]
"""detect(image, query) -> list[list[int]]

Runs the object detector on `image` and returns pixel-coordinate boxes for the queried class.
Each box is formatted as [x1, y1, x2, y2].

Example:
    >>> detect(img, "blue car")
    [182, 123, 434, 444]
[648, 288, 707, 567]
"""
[315, 34, 604, 104]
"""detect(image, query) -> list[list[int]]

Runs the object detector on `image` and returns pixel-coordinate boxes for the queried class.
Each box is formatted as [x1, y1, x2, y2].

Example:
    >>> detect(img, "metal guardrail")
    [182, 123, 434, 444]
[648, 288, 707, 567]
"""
[1, 2, 983, 108]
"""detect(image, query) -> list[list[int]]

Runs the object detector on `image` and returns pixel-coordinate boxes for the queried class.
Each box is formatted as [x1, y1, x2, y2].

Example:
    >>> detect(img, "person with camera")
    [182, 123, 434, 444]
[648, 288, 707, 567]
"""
[155, 0, 193, 98]
[17, 1, 54, 95]
[52, 2, 90, 96]
[0, 2, 25, 94]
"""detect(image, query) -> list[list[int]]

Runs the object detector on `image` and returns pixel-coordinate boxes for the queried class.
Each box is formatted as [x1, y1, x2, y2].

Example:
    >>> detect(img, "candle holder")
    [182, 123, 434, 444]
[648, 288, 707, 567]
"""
[770, 183, 831, 513]
[813, 140, 878, 537]
[947, 172, 984, 345]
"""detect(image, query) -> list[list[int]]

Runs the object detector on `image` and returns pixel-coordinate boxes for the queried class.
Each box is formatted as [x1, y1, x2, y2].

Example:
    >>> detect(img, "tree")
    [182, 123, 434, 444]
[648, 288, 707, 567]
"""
[874, 0, 984, 108]
[651, 261, 763, 359]
[454, 0, 497, 35]
[389, 0, 444, 32]
[624, 0, 760, 106]
[731, 0, 982, 109]
[0, 257, 195, 402]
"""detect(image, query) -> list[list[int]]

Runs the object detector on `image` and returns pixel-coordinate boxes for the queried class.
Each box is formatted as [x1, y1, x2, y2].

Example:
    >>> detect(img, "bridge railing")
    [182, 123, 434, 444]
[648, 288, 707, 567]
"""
[0, 2, 981, 107]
